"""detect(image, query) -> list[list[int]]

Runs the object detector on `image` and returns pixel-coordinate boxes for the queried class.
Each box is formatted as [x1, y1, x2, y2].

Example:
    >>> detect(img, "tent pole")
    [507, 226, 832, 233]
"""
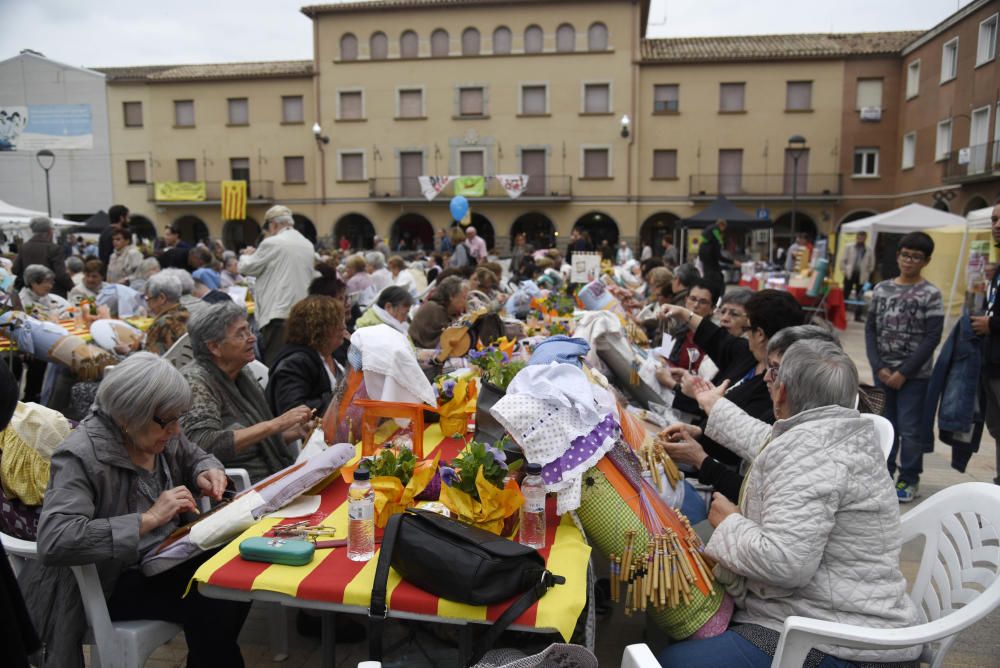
[944, 222, 969, 334]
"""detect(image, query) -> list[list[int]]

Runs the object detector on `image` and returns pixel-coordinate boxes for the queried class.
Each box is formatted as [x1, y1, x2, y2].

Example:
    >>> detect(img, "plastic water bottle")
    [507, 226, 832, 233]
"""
[347, 469, 375, 561]
[519, 463, 547, 549]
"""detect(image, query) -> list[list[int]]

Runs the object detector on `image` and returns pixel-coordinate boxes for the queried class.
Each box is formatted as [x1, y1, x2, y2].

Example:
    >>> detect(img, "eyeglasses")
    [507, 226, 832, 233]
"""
[151, 414, 182, 429]
[764, 364, 780, 381]
[227, 325, 255, 342]
[898, 252, 926, 263]
[718, 307, 746, 318]
[686, 296, 713, 307]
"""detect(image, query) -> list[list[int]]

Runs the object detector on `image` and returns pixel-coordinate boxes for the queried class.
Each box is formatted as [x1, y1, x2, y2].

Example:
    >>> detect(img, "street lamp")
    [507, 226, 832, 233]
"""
[35, 149, 55, 216]
[619, 114, 630, 138]
[787, 134, 807, 237]
[312, 122, 330, 144]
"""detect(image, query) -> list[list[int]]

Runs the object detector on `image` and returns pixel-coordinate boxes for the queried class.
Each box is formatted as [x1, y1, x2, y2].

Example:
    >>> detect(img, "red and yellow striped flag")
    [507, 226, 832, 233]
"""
[221, 180, 247, 221]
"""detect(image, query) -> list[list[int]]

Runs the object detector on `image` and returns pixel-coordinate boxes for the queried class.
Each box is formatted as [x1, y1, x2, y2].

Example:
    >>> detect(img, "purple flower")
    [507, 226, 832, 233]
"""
[440, 466, 457, 486]
[501, 352, 510, 363]
[468, 349, 486, 360]
[443, 379, 456, 396]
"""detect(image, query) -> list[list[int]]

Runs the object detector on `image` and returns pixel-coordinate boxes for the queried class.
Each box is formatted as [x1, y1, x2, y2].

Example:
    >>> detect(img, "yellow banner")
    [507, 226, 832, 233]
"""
[154, 181, 206, 202]
[454, 175, 485, 197]
[221, 180, 247, 221]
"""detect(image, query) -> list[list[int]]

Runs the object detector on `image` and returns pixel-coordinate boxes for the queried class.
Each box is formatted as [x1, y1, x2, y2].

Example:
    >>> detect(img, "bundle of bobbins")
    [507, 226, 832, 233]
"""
[639, 440, 681, 489]
[608, 520, 715, 615]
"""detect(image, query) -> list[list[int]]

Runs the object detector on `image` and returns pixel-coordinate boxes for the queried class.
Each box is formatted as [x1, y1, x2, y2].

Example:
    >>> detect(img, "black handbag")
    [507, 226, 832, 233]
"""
[369, 508, 565, 665]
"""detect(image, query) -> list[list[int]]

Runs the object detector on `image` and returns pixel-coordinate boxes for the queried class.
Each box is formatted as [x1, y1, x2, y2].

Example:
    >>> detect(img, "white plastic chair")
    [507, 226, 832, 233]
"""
[161, 332, 193, 369]
[2, 531, 181, 668]
[772, 482, 1000, 667]
[621, 642, 661, 667]
[246, 358, 269, 389]
[864, 414, 895, 461]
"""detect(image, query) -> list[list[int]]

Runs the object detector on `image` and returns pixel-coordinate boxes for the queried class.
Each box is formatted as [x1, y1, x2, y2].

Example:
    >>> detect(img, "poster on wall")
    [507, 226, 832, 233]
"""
[0, 105, 94, 151]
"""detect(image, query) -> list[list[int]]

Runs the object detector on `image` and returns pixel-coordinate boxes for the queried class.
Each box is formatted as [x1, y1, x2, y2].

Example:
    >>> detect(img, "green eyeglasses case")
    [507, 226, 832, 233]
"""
[239, 536, 315, 566]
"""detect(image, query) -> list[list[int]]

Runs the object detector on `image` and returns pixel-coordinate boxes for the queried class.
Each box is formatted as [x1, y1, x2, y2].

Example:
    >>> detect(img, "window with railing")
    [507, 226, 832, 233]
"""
[718, 149, 743, 193]
[653, 84, 679, 113]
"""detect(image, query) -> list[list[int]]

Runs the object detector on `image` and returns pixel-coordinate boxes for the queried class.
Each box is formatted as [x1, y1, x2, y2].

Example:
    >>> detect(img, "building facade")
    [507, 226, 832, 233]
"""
[70, 0, 999, 255]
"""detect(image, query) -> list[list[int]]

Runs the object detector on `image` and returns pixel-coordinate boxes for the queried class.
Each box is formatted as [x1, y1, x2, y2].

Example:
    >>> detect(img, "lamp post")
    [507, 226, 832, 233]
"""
[786, 135, 806, 237]
[35, 149, 55, 216]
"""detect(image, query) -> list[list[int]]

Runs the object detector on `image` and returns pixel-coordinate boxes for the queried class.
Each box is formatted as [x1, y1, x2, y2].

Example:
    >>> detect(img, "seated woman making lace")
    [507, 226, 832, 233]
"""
[19, 353, 250, 667]
[180, 301, 313, 482]
[18, 264, 71, 320]
[657, 340, 920, 668]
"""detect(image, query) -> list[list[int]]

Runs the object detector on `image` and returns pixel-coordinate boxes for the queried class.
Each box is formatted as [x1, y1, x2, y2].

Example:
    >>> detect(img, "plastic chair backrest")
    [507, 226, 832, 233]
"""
[864, 414, 895, 461]
[162, 332, 193, 369]
[621, 643, 661, 668]
[245, 359, 269, 390]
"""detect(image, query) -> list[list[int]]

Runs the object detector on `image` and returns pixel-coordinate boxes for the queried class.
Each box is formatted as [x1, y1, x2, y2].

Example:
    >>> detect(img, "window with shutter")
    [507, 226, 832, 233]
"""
[785, 81, 812, 111]
[855, 79, 883, 110]
[521, 149, 546, 195]
[524, 25, 543, 53]
[583, 148, 609, 178]
[493, 26, 512, 54]
[174, 100, 195, 127]
[341, 153, 365, 181]
[123, 102, 143, 127]
[521, 85, 547, 114]
[177, 159, 196, 182]
[653, 84, 679, 113]
[556, 24, 575, 52]
[284, 157, 305, 183]
[459, 88, 484, 116]
[340, 33, 358, 60]
[719, 83, 745, 112]
[652, 150, 677, 179]
[398, 89, 423, 118]
[460, 151, 484, 176]
[282, 96, 304, 123]
[228, 98, 249, 125]
[717, 149, 742, 194]
[587, 22, 608, 51]
[400, 30, 419, 58]
[370, 32, 388, 60]
[431, 29, 449, 57]
[782, 148, 809, 194]
[583, 84, 610, 114]
[339, 91, 363, 120]
[400, 152, 423, 197]
[126, 160, 146, 184]
[462, 28, 480, 55]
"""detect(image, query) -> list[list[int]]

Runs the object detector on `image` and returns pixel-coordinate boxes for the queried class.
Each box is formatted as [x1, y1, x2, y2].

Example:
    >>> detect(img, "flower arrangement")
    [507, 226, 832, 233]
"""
[468, 340, 525, 391]
[355, 445, 441, 527]
[434, 371, 477, 437]
[439, 439, 524, 536]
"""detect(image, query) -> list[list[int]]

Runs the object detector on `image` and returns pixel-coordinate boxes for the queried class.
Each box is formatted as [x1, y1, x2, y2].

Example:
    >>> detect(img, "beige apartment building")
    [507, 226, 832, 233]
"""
[97, 0, 1000, 257]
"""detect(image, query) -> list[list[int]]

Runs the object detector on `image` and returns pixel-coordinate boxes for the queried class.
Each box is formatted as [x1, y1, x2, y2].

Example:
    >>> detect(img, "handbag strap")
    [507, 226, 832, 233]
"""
[368, 512, 566, 665]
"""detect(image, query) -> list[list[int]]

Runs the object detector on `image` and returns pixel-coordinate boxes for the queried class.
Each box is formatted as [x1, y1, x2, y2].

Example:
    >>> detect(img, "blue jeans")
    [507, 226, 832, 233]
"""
[878, 376, 931, 485]
[658, 630, 861, 667]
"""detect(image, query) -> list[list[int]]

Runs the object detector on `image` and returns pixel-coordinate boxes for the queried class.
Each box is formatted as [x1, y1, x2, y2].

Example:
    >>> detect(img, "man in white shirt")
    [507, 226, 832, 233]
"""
[464, 226, 488, 264]
[238, 205, 315, 364]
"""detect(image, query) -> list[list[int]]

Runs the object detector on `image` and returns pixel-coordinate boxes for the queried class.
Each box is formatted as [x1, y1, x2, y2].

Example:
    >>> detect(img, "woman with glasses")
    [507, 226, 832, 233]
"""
[180, 301, 313, 482]
[20, 353, 251, 667]
[716, 287, 753, 337]
[266, 295, 348, 416]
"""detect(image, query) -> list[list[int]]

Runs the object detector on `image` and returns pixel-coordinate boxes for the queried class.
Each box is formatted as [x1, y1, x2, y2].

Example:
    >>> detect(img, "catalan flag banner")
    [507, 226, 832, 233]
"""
[191, 425, 590, 641]
[153, 181, 206, 202]
[453, 175, 485, 197]
[221, 180, 247, 221]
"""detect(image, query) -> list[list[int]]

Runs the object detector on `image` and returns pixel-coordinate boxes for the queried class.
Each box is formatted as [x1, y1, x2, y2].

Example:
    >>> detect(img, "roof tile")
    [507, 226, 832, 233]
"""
[641, 31, 922, 62]
[95, 60, 313, 82]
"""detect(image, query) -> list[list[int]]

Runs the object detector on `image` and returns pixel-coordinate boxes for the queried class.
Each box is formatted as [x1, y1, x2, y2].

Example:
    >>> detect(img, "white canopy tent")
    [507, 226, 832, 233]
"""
[839, 202, 966, 235]
[0, 198, 83, 232]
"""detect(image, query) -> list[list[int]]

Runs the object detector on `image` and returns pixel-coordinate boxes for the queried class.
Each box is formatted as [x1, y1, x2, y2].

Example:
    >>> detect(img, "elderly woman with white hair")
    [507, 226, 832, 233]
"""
[180, 301, 313, 482]
[129, 256, 161, 295]
[18, 353, 250, 667]
[657, 339, 921, 668]
[143, 272, 190, 355]
[18, 264, 71, 320]
[366, 250, 393, 293]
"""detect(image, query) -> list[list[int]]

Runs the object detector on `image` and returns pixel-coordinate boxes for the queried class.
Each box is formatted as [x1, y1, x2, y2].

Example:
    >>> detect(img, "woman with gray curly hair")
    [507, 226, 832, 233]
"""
[179, 301, 313, 481]
[18, 264, 71, 320]
[408, 275, 468, 349]
[19, 353, 250, 667]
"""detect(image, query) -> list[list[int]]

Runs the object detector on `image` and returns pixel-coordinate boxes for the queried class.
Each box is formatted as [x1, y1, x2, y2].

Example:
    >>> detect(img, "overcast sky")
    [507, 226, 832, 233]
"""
[1, 0, 977, 68]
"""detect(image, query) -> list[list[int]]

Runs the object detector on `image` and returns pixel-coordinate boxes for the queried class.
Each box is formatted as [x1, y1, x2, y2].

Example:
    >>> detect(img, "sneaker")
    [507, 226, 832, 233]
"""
[896, 481, 919, 503]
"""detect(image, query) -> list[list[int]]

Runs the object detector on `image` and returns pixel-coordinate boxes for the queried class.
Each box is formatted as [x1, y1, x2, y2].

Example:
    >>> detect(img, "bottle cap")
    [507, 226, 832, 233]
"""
[525, 463, 542, 475]
[354, 468, 370, 481]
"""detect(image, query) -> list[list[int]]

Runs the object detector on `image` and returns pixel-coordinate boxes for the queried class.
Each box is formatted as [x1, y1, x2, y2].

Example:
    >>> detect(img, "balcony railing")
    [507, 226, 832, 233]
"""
[688, 173, 842, 198]
[145, 180, 274, 203]
[942, 141, 1000, 183]
[367, 175, 572, 201]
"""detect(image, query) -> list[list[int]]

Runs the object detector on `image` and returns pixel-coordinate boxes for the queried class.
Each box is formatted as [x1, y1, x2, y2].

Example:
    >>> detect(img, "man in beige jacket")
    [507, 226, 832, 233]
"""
[839, 230, 875, 321]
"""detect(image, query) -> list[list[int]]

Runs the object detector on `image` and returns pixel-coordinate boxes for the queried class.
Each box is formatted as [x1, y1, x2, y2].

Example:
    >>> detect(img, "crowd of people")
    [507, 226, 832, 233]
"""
[1, 195, 999, 668]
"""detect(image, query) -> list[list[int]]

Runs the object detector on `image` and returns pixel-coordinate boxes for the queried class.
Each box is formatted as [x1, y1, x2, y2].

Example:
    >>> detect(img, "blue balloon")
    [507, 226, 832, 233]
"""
[450, 195, 469, 222]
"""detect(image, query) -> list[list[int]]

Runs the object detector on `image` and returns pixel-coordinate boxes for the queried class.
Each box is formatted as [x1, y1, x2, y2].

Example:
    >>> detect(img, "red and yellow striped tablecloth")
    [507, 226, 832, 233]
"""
[191, 424, 591, 641]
